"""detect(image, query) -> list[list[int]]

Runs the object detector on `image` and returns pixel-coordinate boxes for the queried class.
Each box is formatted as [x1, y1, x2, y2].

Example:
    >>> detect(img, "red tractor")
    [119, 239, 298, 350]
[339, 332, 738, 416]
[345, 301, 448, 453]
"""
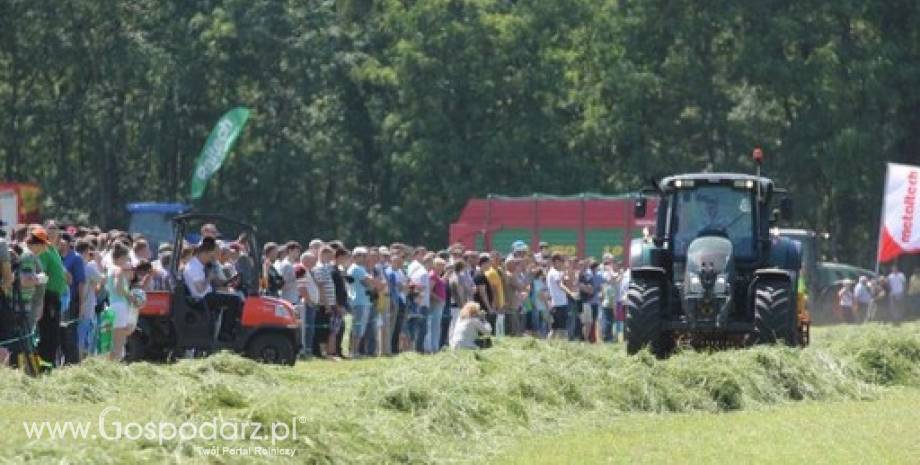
[126, 214, 300, 365]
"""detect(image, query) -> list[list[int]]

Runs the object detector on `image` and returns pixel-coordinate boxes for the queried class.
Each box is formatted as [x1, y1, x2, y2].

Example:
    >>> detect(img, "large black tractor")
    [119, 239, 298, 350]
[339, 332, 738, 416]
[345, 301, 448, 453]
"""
[627, 153, 808, 358]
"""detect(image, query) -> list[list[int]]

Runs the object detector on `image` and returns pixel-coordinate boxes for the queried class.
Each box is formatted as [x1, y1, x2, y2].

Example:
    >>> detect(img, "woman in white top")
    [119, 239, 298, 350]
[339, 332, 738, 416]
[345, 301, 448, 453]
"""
[449, 302, 492, 350]
[106, 243, 142, 362]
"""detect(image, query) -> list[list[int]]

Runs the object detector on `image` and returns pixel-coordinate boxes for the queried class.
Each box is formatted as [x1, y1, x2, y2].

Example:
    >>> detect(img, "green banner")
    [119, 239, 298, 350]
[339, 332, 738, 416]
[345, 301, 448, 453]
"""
[190, 107, 251, 200]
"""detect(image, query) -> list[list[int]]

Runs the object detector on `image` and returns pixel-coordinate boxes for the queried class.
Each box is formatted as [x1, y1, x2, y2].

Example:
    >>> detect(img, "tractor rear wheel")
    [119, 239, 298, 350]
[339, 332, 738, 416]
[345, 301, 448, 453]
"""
[753, 280, 798, 346]
[626, 280, 669, 357]
[246, 333, 296, 366]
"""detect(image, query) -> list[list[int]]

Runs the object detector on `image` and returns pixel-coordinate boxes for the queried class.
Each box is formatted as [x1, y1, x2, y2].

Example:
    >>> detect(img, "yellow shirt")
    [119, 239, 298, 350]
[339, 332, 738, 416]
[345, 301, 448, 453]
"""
[485, 268, 506, 310]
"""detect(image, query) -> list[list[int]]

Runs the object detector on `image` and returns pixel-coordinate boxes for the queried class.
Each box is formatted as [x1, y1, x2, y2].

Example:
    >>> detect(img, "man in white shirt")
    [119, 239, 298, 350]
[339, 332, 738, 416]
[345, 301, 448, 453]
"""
[854, 276, 872, 322]
[277, 241, 302, 305]
[408, 252, 431, 353]
[547, 253, 576, 340]
[183, 237, 241, 339]
[297, 251, 320, 358]
[888, 265, 906, 325]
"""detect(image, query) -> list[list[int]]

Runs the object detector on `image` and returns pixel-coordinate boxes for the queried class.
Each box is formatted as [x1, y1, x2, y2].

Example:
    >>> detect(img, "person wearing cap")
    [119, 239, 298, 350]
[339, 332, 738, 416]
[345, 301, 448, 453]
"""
[297, 251, 320, 358]
[31, 226, 67, 369]
[0, 227, 48, 366]
[57, 231, 85, 365]
[312, 246, 339, 359]
[347, 246, 377, 357]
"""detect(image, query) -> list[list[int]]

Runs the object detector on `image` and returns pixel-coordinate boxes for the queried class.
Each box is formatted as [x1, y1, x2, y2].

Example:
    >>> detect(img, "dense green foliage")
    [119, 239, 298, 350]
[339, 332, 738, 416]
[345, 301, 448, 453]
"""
[2, 0, 916, 265]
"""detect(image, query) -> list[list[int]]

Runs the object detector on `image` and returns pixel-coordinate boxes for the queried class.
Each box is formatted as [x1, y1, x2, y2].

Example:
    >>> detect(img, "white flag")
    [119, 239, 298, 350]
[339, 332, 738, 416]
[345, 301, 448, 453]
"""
[878, 162, 920, 263]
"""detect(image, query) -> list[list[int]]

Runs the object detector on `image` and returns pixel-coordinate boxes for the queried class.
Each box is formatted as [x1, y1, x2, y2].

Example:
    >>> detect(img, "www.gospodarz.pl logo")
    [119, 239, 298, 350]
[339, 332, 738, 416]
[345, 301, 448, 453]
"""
[23, 406, 305, 449]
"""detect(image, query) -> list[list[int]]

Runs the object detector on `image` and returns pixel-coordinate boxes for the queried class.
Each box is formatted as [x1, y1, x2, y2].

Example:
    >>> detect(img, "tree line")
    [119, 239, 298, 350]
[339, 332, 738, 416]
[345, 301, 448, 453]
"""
[2, 0, 917, 267]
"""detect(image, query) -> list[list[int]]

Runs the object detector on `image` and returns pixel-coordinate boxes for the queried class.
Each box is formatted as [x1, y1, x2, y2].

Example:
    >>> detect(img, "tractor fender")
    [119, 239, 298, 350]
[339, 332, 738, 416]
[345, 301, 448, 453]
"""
[630, 266, 668, 284]
[629, 238, 654, 268]
[768, 236, 802, 272]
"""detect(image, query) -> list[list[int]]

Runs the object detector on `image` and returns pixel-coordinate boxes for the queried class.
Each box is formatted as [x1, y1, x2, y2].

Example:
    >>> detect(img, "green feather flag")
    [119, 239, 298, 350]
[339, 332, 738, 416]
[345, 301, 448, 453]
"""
[190, 107, 251, 200]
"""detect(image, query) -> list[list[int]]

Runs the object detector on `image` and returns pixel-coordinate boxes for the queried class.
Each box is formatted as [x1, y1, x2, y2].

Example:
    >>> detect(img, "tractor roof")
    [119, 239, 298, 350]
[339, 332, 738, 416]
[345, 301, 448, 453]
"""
[659, 172, 775, 191]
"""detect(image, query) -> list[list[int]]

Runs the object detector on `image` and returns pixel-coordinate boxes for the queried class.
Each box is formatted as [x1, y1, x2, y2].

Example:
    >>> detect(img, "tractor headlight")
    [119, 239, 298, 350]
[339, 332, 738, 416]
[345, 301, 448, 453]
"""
[714, 275, 729, 295]
[687, 274, 703, 293]
[275, 305, 292, 319]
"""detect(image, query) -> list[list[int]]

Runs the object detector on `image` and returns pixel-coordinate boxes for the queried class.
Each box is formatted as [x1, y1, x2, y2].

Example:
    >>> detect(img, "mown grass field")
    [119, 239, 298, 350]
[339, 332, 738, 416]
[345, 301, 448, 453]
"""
[1, 323, 919, 464]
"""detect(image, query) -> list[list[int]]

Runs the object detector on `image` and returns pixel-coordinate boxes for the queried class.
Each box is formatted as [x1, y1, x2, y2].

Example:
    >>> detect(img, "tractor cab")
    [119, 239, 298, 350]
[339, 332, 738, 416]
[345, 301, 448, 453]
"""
[127, 214, 300, 365]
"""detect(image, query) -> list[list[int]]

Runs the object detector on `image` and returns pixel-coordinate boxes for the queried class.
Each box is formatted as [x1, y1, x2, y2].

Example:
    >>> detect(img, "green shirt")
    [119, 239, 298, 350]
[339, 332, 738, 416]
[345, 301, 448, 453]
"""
[38, 247, 66, 294]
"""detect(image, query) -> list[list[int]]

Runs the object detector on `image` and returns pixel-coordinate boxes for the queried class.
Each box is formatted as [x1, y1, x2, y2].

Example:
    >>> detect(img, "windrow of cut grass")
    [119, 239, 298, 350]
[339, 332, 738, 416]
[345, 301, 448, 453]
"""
[0, 323, 918, 464]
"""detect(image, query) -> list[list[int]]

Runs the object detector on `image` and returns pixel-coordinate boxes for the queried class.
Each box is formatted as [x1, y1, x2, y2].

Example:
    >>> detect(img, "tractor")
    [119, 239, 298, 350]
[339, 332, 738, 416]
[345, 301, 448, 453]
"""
[126, 213, 301, 365]
[627, 152, 808, 357]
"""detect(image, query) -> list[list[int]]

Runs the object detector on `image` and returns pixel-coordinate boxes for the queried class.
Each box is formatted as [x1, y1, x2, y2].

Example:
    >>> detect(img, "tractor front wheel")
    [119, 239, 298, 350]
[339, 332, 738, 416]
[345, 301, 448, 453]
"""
[752, 280, 798, 346]
[626, 280, 671, 358]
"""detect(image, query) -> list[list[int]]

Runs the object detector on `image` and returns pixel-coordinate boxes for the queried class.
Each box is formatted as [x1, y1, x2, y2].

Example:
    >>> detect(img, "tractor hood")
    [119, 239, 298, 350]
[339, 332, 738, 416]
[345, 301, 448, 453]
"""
[686, 236, 733, 276]
[682, 235, 735, 327]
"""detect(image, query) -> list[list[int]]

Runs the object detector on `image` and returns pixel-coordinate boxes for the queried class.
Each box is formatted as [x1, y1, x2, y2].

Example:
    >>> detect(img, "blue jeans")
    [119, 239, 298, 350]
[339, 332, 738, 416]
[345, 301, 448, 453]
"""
[362, 310, 378, 356]
[601, 306, 615, 343]
[78, 317, 97, 356]
[567, 300, 582, 341]
[351, 304, 371, 342]
[409, 304, 429, 353]
[425, 301, 445, 353]
[300, 305, 316, 357]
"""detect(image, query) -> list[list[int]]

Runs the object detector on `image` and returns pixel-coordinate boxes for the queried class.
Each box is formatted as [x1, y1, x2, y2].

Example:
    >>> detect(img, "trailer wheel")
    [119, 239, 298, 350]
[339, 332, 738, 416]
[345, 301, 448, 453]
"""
[752, 280, 798, 346]
[626, 280, 671, 358]
[246, 333, 295, 366]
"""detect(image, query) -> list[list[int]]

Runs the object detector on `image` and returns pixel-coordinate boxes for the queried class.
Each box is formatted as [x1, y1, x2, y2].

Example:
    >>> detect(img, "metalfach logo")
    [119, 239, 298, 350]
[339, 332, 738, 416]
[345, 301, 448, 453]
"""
[23, 405, 304, 454]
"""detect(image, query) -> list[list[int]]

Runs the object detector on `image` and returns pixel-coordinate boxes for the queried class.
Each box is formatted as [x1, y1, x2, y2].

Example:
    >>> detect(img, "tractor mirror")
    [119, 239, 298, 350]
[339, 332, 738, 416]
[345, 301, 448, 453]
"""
[780, 197, 794, 221]
[634, 197, 648, 218]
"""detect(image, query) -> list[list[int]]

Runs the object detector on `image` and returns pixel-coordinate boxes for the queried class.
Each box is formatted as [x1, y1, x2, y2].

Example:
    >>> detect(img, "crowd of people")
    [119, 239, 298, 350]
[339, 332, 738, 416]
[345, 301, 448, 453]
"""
[267, 239, 631, 360]
[4, 216, 920, 370]
[836, 265, 920, 325]
[0, 219, 170, 372]
[0, 219, 634, 370]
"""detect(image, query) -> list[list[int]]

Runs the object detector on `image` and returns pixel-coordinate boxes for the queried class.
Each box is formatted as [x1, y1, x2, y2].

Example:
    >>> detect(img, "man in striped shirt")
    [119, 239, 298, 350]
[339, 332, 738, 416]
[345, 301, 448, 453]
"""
[312, 246, 339, 359]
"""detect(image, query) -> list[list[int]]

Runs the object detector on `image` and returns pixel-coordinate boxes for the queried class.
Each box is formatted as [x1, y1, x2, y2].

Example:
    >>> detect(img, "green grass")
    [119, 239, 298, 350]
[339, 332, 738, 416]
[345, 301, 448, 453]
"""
[498, 388, 920, 465]
[0, 323, 918, 464]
